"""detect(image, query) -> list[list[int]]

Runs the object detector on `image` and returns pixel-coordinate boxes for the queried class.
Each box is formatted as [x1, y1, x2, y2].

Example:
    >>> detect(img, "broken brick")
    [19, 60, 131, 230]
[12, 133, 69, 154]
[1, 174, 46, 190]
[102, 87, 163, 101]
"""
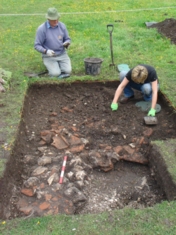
[40, 130, 52, 136]
[21, 188, 35, 197]
[61, 107, 73, 112]
[113, 146, 123, 154]
[45, 194, 52, 201]
[69, 135, 82, 146]
[123, 145, 135, 155]
[19, 206, 33, 216]
[69, 144, 85, 153]
[52, 135, 69, 150]
[39, 202, 50, 210]
[120, 153, 148, 165]
[143, 128, 153, 137]
[49, 112, 57, 116]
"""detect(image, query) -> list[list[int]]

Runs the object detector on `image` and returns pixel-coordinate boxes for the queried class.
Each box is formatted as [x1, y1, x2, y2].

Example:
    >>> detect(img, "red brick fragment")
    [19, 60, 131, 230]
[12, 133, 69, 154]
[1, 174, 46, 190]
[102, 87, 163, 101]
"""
[40, 130, 51, 136]
[21, 188, 35, 197]
[38, 140, 46, 146]
[113, 146, 123, 154]
[39, 202, 50, 210]
[45, 194, 52, 201]
[69, 144, 85, 153]
[52, 135, 69, 150]
[61, 107, 73, 112]
[123, 145, 135, 155]
[143, 128, 153, 137]
[19, 206, 33, 215]
[119, 153, 148, 165]
[69, 135, 82, 145]
[49, 112, 57, 116]
[70, 126, 77, 132]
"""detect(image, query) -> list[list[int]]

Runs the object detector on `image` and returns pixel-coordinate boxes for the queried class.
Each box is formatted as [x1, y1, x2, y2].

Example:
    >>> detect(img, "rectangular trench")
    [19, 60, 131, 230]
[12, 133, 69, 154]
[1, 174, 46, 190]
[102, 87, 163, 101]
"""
[0, 81, 176, 219]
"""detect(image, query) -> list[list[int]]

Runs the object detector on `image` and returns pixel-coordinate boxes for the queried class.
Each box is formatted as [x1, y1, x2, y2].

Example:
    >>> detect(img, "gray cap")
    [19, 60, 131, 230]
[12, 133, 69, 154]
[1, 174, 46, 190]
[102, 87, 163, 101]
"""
[45, 7, 60, 20]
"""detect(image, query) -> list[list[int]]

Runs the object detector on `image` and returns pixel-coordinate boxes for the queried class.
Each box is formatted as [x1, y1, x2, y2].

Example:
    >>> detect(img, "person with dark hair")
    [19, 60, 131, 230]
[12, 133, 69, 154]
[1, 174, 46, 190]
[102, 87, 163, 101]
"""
[111, 64, 159, 117]
[34, 7, 71, 78]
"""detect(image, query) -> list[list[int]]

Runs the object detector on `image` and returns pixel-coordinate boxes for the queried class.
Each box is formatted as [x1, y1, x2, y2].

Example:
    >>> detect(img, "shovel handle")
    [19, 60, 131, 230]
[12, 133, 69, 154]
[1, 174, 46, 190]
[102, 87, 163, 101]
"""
[107, 24, 114, 33]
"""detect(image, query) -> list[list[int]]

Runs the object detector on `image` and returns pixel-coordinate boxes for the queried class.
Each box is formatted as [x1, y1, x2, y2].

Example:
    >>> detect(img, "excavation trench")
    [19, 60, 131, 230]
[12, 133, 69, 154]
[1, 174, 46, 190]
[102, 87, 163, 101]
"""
[0, 81, 176, 219]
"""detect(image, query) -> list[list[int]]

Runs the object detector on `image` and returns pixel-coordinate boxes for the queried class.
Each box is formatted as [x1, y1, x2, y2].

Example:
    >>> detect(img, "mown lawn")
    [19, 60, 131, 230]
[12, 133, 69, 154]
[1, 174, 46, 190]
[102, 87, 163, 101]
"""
[0, 1, 176, 234]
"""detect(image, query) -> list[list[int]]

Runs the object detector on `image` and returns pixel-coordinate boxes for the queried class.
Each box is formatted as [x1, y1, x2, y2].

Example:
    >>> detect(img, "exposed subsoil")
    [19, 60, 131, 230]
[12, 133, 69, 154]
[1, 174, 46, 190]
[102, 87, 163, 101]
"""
[0, 18, 176, 220]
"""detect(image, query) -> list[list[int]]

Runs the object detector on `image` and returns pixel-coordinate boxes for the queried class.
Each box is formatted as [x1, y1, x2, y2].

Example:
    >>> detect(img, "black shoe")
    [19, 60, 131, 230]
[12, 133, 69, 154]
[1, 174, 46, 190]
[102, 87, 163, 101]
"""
[120, 95, 134, 104]
[58, 73, 70, 79]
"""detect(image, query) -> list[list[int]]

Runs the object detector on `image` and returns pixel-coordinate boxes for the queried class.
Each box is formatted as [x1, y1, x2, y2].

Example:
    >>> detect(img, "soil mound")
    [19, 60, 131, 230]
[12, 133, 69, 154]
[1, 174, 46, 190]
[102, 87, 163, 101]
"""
[149, 18, 176, 44]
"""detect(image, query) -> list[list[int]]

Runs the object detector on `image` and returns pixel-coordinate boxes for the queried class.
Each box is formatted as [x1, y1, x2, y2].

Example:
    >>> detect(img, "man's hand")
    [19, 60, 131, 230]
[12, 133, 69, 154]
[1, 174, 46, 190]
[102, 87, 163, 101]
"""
[147, 108, 156, 117]
[111, 103, 118, 111]
[63, 42, 70, 49]
[46, 49, 55, 56]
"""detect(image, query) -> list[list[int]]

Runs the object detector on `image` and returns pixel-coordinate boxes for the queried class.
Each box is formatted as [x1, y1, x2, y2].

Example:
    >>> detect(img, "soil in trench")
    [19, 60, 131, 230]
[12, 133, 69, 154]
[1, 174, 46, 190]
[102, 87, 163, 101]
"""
[0, 18, 176, 220]
[0, 81, 176, 219]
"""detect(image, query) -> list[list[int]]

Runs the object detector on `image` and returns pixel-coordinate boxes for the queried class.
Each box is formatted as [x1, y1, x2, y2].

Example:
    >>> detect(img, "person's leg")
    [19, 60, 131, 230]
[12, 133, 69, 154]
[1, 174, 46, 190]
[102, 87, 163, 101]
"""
[57, 52, 72, 74]
[141, 83, 160, 101]
[43, 57, 61, 77]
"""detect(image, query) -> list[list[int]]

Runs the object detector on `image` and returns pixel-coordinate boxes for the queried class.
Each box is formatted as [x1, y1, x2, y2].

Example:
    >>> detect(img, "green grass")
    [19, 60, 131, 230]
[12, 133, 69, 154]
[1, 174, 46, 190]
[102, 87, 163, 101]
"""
[0, 1, 176, 234]
[1, 201, 176, 235]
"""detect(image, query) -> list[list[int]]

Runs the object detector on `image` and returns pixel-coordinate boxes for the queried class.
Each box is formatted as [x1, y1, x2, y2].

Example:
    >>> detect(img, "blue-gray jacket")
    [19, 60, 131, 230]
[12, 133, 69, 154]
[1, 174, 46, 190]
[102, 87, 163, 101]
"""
[34, 21, 71, 57]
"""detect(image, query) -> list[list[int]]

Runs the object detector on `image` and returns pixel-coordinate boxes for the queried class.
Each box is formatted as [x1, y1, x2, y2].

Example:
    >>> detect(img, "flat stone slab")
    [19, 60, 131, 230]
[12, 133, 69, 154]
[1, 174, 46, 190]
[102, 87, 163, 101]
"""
[135, 101, 161, 113]
[145, 21, 158, 27]
[117, 64, 130, 72]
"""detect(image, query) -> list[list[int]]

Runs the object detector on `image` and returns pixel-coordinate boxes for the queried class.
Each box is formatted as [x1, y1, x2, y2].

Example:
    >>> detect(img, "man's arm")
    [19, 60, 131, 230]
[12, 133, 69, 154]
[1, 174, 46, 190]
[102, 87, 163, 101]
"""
[151, 80, 158, 109]
[34, 24, 47, 54]
[112, 77, 129, 104]
[147, 80, 158, 116]
[61, 23, 71, 44]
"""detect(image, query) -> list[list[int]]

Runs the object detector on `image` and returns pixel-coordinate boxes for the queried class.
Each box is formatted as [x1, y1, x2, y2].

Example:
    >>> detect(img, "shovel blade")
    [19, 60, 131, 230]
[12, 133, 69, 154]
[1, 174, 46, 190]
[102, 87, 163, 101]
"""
[144, 116, 158, 125]
[109, 64, 116, 69]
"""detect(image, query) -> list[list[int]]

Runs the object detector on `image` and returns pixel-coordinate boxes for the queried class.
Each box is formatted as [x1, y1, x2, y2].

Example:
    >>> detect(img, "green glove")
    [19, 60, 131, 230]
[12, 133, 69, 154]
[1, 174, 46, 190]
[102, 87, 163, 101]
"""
[147, 108, 156, 117]
[111, 103, 118, 111]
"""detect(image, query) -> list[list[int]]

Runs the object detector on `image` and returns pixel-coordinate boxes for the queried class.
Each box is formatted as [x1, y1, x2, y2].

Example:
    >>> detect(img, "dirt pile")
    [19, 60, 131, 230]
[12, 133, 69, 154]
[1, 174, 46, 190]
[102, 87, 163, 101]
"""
[148, 18, 176, 44]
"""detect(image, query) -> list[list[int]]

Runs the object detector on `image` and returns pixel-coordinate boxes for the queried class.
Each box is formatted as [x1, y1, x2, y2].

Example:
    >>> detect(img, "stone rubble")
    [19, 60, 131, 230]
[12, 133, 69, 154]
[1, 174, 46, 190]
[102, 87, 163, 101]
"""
[12, 111, 155, 218]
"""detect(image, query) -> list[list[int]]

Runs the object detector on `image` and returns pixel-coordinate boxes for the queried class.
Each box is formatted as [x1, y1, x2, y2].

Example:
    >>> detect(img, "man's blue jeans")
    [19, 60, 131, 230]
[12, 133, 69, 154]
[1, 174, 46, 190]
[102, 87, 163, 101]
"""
[119, 71, 159, 101]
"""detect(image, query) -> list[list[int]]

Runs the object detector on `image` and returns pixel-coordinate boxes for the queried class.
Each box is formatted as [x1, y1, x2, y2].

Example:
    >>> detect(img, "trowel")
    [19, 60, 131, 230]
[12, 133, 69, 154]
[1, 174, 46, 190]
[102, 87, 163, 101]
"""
[143, 116, 158, 125]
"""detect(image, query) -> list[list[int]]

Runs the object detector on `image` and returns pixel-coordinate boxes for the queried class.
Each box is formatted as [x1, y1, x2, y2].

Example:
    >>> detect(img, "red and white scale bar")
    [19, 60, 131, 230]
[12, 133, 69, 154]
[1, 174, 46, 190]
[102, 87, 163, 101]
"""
[59, 156, 68, 184]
